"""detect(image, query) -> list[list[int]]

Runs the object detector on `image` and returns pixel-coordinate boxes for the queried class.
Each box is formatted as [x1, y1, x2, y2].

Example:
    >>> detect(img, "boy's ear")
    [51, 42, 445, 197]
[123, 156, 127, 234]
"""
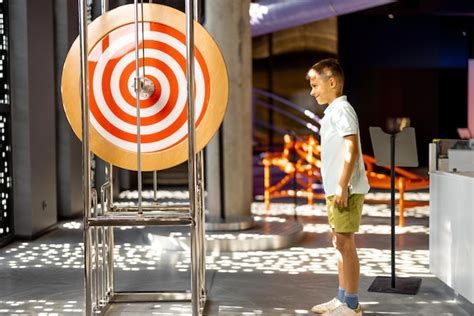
[329, 77, 337, 88]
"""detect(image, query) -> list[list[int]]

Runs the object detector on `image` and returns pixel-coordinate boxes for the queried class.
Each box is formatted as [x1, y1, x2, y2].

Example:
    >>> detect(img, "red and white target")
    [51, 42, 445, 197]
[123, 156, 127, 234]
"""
[62, 4, 228, 171]
[89, 22, 209, 152]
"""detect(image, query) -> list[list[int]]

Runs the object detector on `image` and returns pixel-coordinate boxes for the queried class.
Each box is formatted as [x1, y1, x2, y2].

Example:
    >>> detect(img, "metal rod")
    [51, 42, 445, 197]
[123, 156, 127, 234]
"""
[94, 226, 100, 308]
[100, 181, 110, 217]
[390, 134, 396, 288]
[111, 204, 190, 212]
[218, 126, 225, 220]
[107, 163, 114, 208]
[103, 227, 109, 300]
[102, 227, 108, 302]
[153, 170, 158, 202]
[111, 292, 192, 302]
[194, 2, 204, 312]
[134, 0, 143, 214]
[198, 150, 206, 305]
[185, 0, 199, 314]
[101, 226, 107, 304]
[88, 215, 193, 227]
[101, 0, 113, 306]
[78, 0, 93, 314]
[100, 0, 108, 15]
[108, 226, 115, 296]
[197, 151, 203, 310]
[141, 0, 146, 78]
[92, 190, 99, 309]
[193, 0, 199, 22]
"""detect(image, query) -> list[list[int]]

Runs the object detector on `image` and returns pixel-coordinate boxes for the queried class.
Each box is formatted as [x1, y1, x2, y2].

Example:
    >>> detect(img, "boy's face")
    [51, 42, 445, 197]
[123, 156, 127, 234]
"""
[308, 69, 337, 105]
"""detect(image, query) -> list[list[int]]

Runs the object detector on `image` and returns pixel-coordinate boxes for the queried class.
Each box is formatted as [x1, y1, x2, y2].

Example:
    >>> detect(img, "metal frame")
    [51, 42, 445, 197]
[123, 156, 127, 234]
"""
[77, 0, 206, 314]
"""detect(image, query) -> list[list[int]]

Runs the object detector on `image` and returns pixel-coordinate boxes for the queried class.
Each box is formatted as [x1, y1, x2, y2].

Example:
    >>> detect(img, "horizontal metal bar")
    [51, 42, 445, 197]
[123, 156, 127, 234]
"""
[111, 204, 190, 213]
[110, 291, 192, 302]
[106, 211, 190, 217]
[88, 214, 193, 227]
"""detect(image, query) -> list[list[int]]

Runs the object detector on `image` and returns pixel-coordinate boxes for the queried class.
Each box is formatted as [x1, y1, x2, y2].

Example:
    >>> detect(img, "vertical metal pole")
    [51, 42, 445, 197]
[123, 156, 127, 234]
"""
[185, 0, 199, 314]
[99, 0, 109, 303]
[194, 2, 205, 311]
[91, 190, 99, 309]
[197, 150, 206, 305]
[193, 1, 204, 311]
[94, 227, 100, 307]
[107, 164, 114, 207]
[218, 127, 225, 220]
[78, 0, 93, 314]
[101, 0, 112, 303]
[141, 1, 146, 78]
[193, 0, 199, 21]
[100, 0, 108, 14]
[153, 170, 158, 202]
[134, 0, 143, 214]
[108, 225, 115, 295]
[196, 151, 203, 309]
[101, 226, 107, 303]
[390, 134, 396, 288]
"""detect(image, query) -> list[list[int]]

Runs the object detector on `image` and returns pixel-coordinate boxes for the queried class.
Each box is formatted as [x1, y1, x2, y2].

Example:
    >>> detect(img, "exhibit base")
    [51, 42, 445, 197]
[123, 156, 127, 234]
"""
[368, 276, 422, 295]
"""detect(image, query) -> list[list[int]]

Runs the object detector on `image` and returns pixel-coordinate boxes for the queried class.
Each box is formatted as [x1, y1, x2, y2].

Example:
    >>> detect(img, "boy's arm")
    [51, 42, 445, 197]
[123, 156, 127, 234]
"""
[334, 134, 359, 207]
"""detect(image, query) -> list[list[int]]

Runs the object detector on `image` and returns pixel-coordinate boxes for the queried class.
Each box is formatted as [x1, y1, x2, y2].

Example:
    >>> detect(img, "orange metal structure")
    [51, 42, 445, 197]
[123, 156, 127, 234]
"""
[262, 135, 429, 226]
[261, 135, 324, 210]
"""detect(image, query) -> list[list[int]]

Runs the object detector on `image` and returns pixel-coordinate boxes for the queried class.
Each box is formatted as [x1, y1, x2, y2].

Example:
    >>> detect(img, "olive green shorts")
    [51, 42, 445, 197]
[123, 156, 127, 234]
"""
[326, 194, 365, 233]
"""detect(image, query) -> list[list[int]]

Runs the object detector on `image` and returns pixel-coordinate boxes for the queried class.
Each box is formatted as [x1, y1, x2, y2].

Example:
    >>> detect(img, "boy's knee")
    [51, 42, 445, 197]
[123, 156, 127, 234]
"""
[333, 233, 353, 252]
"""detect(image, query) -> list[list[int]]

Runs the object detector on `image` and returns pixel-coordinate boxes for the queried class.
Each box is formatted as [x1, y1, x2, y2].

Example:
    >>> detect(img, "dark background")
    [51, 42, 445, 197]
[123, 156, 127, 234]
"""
[253, 0, 474, 167]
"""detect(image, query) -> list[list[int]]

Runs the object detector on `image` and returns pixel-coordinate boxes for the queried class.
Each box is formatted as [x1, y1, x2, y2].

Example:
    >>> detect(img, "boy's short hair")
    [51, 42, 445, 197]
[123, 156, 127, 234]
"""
[306, 58, 344, 85]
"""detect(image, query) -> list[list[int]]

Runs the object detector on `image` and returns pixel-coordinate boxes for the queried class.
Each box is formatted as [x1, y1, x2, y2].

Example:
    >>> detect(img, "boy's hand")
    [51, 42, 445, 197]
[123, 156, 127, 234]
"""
[334, 188, 349, 207]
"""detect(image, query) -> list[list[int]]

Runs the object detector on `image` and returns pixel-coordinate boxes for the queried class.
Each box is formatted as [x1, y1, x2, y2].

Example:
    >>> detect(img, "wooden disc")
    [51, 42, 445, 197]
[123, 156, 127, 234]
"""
[61, 4, 228, 171]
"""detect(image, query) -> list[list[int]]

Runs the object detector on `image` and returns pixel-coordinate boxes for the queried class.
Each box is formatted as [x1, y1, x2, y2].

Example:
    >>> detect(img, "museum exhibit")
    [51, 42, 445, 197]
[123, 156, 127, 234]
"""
[0, 0, 473, 315]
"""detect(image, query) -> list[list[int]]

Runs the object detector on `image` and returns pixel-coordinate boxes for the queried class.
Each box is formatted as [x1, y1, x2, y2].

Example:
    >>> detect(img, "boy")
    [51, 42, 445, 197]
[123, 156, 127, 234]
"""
[306, 59, 370, 316]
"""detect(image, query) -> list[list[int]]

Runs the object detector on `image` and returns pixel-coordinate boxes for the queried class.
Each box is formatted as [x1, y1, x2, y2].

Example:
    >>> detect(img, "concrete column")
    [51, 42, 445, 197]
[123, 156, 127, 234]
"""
[204, 0, 253, 220]
[10, 0, 58, 237]
[54, 0, 83, 219]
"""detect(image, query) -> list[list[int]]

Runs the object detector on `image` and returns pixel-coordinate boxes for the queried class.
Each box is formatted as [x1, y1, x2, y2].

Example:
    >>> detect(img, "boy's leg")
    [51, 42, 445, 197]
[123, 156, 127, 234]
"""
[329, 197, 347, 301]
[331, 194, 364, 311]
[310, 200, 346, 314]
[334, 232, 360, 294]
[334, 233, 346, 301]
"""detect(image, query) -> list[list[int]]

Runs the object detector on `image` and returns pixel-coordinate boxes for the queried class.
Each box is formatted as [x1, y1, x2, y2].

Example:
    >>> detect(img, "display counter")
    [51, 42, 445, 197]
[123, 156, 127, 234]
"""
[429, 169, 474, 303]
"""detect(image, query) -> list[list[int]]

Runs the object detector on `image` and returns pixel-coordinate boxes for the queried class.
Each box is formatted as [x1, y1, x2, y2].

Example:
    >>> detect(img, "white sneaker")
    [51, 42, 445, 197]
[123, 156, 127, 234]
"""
[311, 298, 343, 314]
[322, 303, 362, 316]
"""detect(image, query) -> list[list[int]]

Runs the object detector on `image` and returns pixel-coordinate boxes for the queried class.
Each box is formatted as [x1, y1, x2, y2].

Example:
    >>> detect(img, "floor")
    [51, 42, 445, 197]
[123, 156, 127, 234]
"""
[0, 190, 472, 315]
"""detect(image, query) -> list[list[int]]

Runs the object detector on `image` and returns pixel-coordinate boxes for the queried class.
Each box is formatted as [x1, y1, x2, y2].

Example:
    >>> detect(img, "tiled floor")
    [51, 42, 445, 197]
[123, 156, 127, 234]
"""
[0, 191, 472, 315]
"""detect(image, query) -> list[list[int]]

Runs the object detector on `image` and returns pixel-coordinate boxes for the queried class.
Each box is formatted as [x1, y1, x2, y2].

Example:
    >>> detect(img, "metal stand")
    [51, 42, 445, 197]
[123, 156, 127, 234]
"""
[367, 127, 422, 295]
[77, 0, 206, 314]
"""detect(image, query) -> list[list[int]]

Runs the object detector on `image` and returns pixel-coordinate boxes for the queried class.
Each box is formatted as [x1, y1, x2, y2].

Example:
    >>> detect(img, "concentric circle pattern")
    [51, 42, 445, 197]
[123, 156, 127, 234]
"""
[61, 4, 228, 171]
[89, 22, 210, 153]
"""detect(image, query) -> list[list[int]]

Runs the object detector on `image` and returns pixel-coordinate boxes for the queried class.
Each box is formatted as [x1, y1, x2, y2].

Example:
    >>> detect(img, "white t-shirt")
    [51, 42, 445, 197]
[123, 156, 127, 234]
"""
[319, 95, 370, 196]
